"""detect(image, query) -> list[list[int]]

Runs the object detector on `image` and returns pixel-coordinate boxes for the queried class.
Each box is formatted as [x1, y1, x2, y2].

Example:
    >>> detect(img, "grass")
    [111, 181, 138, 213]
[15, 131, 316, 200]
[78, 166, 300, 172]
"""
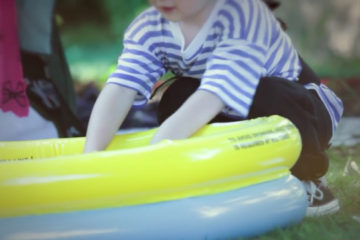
[242, 146, 360, 240]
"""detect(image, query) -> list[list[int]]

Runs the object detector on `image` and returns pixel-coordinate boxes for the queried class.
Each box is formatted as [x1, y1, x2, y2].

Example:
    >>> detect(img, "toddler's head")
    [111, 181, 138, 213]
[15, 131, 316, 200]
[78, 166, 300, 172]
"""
[149, 0, 216, 23]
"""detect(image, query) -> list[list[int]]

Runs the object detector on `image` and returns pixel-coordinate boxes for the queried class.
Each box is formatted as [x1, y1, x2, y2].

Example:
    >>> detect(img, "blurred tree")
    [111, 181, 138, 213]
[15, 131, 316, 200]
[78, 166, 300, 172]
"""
[276, 0, 360, 66]
[103, 0, 149, 38]
[56, 0, 108, 26]
[57, 0, 149, 40]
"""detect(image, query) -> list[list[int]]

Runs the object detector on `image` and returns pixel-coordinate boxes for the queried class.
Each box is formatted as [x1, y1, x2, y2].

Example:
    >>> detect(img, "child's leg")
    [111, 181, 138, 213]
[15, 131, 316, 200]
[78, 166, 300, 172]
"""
[248, 77, 332, 181]
[248, 77, 340, 217]
[157, 75, 338, 216]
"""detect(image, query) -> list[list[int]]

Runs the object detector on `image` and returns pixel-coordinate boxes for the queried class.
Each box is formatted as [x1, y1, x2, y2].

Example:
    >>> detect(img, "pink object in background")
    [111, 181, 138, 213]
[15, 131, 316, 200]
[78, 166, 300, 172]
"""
[0, 0, 29, 117]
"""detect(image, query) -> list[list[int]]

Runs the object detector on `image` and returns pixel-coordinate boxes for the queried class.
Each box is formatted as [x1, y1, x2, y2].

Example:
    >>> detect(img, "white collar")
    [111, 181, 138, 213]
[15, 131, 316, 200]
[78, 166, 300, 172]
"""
[169, 0, 223, 61]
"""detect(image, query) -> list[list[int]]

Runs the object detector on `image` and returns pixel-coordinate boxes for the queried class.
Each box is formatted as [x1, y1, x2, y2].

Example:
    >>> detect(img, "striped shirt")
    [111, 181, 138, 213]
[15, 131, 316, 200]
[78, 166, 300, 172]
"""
[108, 0, 343, 134]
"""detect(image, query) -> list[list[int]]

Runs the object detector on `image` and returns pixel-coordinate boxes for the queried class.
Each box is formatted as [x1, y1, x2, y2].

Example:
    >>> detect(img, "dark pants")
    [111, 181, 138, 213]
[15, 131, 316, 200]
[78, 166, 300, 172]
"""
[156, 62, 332, 181]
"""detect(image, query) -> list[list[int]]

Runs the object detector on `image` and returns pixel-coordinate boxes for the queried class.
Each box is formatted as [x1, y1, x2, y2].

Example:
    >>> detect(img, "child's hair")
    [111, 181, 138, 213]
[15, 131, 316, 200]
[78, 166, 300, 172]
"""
[263, 0, 287, 30]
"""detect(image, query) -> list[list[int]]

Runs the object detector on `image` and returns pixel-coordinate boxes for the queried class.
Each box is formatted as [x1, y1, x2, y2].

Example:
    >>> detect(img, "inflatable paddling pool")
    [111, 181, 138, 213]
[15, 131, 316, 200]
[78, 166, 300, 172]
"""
[0, 115, 307, 239]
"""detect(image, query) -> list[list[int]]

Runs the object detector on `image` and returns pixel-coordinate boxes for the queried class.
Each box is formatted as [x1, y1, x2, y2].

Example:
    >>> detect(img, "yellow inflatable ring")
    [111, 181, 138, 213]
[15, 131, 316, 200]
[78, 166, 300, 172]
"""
[0, 115, 301, 218]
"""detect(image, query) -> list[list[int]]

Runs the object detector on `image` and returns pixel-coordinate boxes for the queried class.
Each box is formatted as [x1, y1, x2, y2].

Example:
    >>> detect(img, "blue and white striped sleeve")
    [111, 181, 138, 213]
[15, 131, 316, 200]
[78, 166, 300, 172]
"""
[199, 39, 267, 118]
[107, 17, 166, 107]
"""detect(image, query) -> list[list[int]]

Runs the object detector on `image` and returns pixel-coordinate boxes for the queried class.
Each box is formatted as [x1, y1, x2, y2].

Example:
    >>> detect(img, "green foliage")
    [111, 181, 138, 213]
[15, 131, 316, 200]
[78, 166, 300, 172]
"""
[56, 0, 108, 26]
[58, 1, 149, 82]
[103, 0, 149, 39]
[58, 0, 149, 41]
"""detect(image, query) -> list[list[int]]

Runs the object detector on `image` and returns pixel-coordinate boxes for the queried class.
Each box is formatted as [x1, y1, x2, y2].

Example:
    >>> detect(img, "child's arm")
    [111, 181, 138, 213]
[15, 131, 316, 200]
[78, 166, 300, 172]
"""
[150, 90, 225, 144]
[83, 84, 137, 153]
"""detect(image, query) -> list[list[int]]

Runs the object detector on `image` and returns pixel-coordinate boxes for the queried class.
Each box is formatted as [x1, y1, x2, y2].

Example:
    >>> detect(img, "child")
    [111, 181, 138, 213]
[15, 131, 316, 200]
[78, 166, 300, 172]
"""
[84, 0, 343, 217]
